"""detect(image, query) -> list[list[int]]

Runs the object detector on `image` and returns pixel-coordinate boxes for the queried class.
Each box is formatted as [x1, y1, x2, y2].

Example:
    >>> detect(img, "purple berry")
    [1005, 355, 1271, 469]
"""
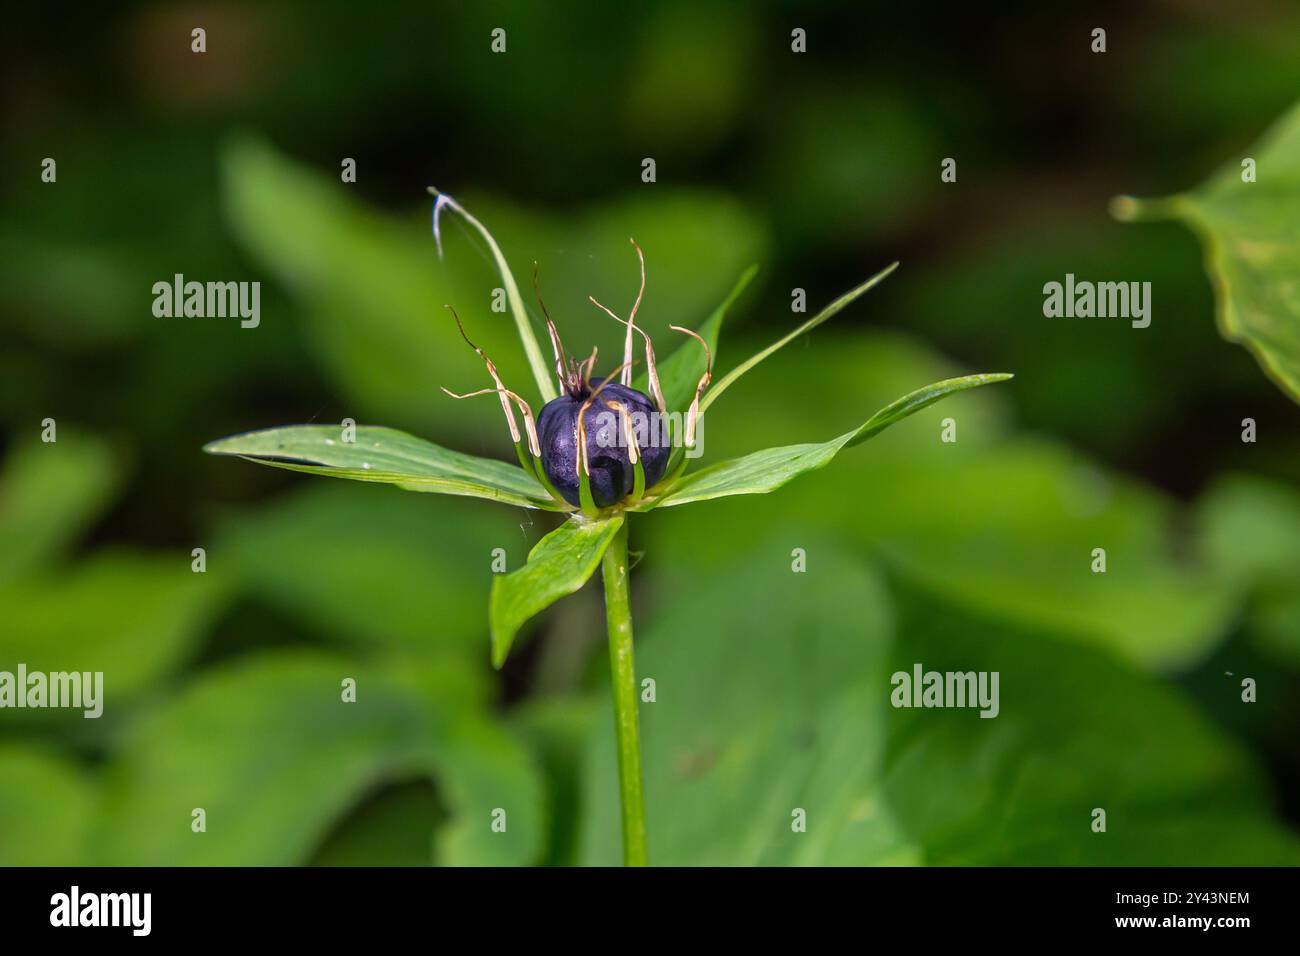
[538, 380, 670, 508]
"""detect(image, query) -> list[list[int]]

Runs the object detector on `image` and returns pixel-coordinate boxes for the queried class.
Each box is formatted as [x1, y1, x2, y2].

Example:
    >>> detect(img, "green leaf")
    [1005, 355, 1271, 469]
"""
[698, 262, 898, 415]
[510, 697, 598, 867]
[0, 552, 230, 716]
[93, 652, 545, 866]
[1197, 474, 1300, 664]
[635, 264, 758, 413]
[645, 374, 1012, 509]
[0, 433, 122, 584]
[581, 545, 1300, 864]
[489, 516, 623, 668]
[880, 579, 1300, 865]
[204, 424, 559, 511]
[308, 781, 443, 867]
[429, 188, 557, 403]
[0, 745, 96, 865]
[1113, 100, 1300, 401]
[215, 483, 528, 659]
[1198, 473, 1300, 586]
[647, 445, 1237, 671]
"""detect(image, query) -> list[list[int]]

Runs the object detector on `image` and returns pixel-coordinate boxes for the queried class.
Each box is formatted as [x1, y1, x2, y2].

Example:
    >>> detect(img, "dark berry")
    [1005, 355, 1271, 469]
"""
[537, 381, 670, 507]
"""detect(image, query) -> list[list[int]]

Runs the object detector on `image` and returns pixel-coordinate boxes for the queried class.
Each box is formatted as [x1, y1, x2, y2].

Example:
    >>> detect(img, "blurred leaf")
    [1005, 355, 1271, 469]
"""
[0, 434, 122, 584]
[1126, 22, 1300, 154]
[490, 516, 623, 668]
[645, 441, 1236, 670]
[898, 221, 1222, 456]
[1197, 474, 1300, 664]
[761, 88, 939, 247]
[1253, 591, 1300, 665]
[0, 552, 229, 713]
[623, 4, 755, 155]
[215, 482, 529, 657]
[94, 652, 544, 866]
[1114, 100, 1300, 401]
[221, 139, 767, 435]
[581, 546, 1299, 864]
[644, 374, 1011, 509]
[204, 425, 556, 510]
[640, 330, 1232, 670]
[700, 263, 899, 415]
[510, 697, 598, 867]
[308, 780, 442, 867]
[863, 448, 1238, 671]
[1198, 473, 1300, 585]
[636, 264, 757, 414]
[221, 137, 523, 437]
[0, 745, 95, 865]
[882, 577, 1300, 865]
[0, 235, 142, 345]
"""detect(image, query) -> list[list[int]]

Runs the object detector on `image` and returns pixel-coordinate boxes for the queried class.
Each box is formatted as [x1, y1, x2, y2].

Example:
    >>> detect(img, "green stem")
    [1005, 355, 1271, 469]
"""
[601, 519, 648, 866]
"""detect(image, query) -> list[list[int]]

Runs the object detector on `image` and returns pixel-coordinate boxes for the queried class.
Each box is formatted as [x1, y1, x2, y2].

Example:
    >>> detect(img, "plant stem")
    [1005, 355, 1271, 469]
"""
[601, 519, 648, 866]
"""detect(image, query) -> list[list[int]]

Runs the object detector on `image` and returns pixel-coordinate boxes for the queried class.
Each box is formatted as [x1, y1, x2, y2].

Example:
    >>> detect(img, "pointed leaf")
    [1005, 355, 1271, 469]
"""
[205, 425, 560, 510]
[644, 374, 1012, 508]
[635, 264, 758, 413]
[698, 262, 898, 415]
[490, 516, 623, 667]
[1113, 100, 1300, 401]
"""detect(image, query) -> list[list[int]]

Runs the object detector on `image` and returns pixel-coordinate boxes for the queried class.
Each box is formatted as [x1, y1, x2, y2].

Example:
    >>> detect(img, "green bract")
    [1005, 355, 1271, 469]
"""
[206, 195, 1012, 669]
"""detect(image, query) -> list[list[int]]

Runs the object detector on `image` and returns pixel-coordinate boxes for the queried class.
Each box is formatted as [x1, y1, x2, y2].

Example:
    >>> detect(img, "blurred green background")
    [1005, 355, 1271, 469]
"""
[3, 1, 1300, 865]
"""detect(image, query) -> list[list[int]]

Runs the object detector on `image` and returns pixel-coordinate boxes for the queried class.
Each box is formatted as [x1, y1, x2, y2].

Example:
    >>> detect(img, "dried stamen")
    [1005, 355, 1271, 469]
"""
[581, 347, 599, 390]
[622, 238, 647, 385]
[446, 304, 521, 444]
[670, 324, 712, 449]
[533, 262, 578, 395]
[589, 293, 665, 413]
[604, 399, 640, 466]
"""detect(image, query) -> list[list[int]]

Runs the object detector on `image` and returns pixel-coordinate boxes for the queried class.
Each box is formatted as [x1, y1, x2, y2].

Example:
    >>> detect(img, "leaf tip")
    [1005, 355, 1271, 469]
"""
[430, 191, 455, 258]
[1110, 194, 1181, 223]
[1109, 195, 1142, 222]
[488, 581, 512, 669]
